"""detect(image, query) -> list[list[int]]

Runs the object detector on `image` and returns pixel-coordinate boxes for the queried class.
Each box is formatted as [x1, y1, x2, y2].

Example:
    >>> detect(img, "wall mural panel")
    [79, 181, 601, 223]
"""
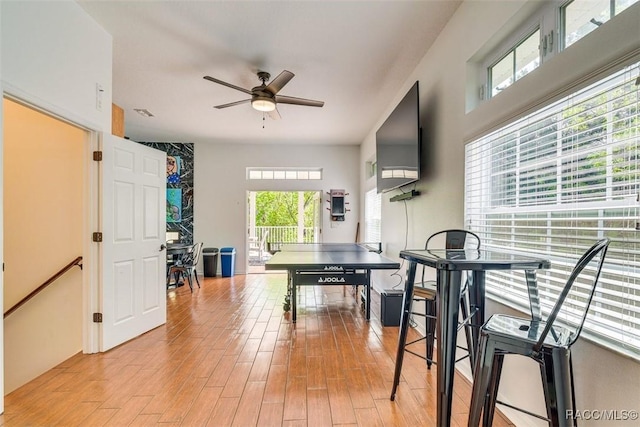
[138, 142, 194, 244]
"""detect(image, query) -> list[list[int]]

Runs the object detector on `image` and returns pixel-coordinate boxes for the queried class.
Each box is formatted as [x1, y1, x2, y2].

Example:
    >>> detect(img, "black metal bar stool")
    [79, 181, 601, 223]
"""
[468, 238, 610, 427]
[404, 229, 481, 369]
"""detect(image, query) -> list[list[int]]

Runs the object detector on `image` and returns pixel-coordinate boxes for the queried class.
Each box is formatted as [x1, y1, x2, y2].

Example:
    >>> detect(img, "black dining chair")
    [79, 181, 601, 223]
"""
[168, 242, 204, 292]
[467, 238, 610, 427]
[405, 229, 481, 369]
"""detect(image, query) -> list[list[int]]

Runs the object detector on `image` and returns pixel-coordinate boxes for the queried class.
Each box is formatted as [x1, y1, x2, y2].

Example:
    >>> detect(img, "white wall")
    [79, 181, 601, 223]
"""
[361, 3, 529, 267]
[195, 143, 360, 275]
[360, 1, 640, 426]
[362, 1, 532, 293]
[0, 0, 112, 132]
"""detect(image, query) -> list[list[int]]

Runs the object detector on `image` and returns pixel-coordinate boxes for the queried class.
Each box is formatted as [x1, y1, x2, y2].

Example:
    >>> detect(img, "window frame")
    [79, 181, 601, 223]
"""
[476, 0, 638, 105]
[488, 26, 542, 98]
[247, 167, 323, 181]
[560, 0, 638, 50]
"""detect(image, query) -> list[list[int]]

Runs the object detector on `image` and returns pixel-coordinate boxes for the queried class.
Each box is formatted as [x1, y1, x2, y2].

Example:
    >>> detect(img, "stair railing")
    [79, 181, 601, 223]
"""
[4, 256, 83, 318]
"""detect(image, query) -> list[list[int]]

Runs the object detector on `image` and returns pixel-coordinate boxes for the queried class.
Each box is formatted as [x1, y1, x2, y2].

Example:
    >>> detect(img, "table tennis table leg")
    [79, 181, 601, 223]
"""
[366, 272, 371, 321]
[283, 271, 292, 312]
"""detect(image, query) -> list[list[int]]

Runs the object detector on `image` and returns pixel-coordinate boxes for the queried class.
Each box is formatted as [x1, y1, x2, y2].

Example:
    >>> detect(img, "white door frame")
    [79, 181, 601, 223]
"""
[84, 128, 101, 353]
[0, 90, 105, 415]
[246, 190, 323, 258]
[1, 91, 104, 355]
[1, 87, 5, 412]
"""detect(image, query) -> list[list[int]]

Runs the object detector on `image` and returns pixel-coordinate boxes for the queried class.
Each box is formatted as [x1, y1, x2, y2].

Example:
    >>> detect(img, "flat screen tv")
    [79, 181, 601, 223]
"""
[376, 81, 420, 193]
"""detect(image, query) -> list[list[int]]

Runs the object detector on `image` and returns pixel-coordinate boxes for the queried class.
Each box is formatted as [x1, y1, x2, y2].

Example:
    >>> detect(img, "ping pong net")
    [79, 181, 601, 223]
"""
[268, 242, 382, 254]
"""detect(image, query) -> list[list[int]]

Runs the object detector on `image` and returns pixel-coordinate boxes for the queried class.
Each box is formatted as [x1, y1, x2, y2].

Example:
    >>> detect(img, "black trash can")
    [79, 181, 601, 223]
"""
[203, 247, 219, 277]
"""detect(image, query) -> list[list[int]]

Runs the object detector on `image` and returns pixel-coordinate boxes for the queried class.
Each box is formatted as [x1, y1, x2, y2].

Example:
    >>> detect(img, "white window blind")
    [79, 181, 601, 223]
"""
[365, 188, 382, 243]
[465, 60, 640, 359]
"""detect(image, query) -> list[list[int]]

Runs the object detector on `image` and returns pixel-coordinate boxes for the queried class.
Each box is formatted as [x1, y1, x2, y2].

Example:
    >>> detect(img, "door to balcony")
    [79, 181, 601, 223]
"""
[247, 191, 322, 273]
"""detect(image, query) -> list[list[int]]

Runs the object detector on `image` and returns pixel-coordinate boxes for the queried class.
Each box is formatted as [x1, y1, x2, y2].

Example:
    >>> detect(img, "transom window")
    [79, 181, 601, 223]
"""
[479, 0, 638, 103]
[562, 0, 638, 49]
[247, 168, 322, 180]
[466, 59, 640, 359]
[490, 29, 541, 97]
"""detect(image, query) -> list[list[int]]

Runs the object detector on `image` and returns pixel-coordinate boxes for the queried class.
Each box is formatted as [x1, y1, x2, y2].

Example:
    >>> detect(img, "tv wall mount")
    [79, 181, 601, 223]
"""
[390, 189, 420, 202]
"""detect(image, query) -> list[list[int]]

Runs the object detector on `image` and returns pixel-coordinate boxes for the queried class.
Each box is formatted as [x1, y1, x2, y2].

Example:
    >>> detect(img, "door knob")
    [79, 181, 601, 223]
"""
[160, 244, 166, 251]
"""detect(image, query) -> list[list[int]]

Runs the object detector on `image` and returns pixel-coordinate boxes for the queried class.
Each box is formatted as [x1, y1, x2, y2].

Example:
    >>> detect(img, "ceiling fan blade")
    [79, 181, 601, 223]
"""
[204, 76, 252, 95]
[267, 107, 281, 120]
[275, 95, 324, 108]
[214, 99, 251, 109]
[265, 70, 294, 95]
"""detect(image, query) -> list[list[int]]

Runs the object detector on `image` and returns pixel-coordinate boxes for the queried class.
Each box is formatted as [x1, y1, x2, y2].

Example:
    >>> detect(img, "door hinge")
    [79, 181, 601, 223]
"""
[93, 151, 103, 161]
[92, 232, 103, 242]
[93, 313, 103, 323]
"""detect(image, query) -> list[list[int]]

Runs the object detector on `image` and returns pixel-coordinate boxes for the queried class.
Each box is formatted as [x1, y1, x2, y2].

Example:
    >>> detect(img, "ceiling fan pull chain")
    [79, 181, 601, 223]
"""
[263, 112, 266, 129]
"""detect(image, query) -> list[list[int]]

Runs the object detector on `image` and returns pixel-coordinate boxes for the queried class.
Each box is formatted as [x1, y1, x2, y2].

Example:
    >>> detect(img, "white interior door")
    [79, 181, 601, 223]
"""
[100, 133, 166, 351]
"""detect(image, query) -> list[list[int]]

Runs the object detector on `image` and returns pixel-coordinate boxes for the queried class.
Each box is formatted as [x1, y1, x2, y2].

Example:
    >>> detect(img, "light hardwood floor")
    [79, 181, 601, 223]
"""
[1, 274, 514, 426]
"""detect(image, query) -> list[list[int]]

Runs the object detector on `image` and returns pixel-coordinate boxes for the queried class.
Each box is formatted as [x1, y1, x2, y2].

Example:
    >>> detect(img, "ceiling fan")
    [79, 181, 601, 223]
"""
[203, 70, 324, 119]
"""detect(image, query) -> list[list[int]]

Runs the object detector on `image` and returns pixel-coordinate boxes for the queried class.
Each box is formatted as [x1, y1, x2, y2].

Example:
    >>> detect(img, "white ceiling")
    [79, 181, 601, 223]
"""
[78, 1, 461, 145]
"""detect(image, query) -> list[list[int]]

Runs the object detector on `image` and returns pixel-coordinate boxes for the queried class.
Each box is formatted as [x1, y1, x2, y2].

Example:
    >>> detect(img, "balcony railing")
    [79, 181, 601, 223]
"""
[252, 226, 318, 245]
[249, 226, 319, 266]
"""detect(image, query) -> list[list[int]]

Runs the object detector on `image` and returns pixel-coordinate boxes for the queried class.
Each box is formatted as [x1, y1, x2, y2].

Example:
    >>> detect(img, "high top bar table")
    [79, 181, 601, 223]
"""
[390, 248, 550, 427]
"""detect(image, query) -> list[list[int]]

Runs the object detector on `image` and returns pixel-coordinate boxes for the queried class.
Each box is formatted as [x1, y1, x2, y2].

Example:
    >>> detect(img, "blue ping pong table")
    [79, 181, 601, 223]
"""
[264, 243, 400, 323]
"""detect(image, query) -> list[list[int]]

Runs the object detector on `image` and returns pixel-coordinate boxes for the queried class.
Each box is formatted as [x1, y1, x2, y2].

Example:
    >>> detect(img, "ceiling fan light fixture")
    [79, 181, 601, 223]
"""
[252, 96, 276, 112]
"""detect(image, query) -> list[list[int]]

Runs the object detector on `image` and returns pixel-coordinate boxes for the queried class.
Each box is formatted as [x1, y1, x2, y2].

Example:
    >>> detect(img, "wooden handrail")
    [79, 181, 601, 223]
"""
[4, 256, 83, 318]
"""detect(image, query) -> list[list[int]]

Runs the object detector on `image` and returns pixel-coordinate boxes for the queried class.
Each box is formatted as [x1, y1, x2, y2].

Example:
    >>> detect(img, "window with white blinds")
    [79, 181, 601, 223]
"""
[465, 59, 640, 359]
[365, 188, 382, 243]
